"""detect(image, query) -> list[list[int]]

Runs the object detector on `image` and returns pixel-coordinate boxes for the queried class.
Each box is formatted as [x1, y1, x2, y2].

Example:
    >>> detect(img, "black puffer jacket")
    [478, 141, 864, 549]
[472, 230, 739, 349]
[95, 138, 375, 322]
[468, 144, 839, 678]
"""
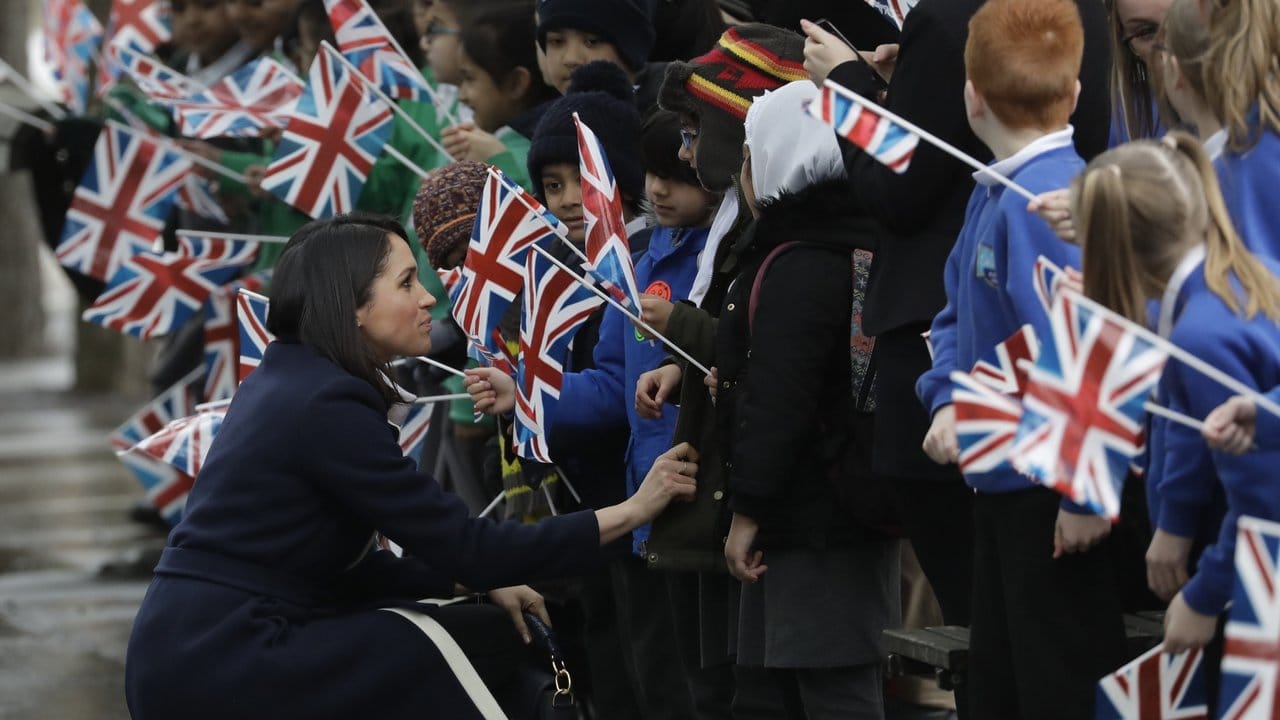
[717, 179, 878, 550]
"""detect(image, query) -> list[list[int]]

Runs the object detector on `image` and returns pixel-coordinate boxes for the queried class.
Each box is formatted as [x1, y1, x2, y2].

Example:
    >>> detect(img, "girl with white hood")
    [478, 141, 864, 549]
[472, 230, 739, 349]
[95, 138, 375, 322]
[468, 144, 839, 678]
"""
[715, 80, 900, 719]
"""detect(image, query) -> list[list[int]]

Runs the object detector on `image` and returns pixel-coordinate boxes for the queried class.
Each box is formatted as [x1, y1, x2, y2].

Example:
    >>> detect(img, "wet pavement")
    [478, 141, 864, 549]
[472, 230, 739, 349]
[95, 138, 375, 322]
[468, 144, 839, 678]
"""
[0, 357, 163, 720]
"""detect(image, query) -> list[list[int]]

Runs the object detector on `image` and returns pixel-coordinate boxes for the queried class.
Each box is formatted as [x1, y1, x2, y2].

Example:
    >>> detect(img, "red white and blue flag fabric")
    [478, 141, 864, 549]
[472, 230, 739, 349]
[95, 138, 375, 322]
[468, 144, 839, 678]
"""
[451, 168, 561, 368]
[1008, 290, 1167, 518]
[261, 45, 394, 218]
[97, 0, 172, 93]
[808, 82, 918, 174]
[1034, 255, 1083, 316]
[83, 234, 259, 339]
[395, 402, 434, 459]
[57, 121, 189, 282]
[951, 325, 1039, 475]
[132, 408, 226, 481]
[324, 0, 429, 101]
[575, 114, 641, 310]
[111, 43, 205, 101]
[437, 266, 462, 297]
[173, 57, 304, 139]
[42, 0, 103, 114]
[109, 366, 204, 452]
[117, 447, 194, 526]
[514, 248, 604, 462]
[175, 175, 230, 225]
[1096, 643, 1208, 720]
[864, 0, 918, 30]
[237, 289, 273, 383]
[1218, 515, 1280, 720]
[203, 271, 270, 403]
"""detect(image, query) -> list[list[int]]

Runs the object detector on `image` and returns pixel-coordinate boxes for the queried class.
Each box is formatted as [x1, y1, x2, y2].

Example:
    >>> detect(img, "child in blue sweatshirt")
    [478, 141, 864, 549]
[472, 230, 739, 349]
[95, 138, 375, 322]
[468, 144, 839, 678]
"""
[1072, 132, 1280, 659]
[1201, 0, 1280, 262]
[915, 1, 1127, 715]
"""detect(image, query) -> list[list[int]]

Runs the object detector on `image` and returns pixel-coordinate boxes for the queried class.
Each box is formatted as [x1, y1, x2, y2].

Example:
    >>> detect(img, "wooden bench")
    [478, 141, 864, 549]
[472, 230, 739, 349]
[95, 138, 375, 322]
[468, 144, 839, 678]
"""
[883, 612, 1165, 689]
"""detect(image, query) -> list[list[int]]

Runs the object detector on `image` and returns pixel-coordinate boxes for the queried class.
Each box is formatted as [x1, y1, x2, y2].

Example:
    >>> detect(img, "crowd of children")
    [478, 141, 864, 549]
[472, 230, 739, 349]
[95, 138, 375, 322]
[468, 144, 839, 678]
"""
[31, 0, 1280, 716]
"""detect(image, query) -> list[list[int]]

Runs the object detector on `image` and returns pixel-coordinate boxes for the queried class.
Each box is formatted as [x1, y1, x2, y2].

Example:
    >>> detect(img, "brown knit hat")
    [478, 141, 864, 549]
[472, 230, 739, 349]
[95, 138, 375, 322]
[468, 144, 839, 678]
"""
[658, 24, 807, 192]
[412, 160, 489, 269]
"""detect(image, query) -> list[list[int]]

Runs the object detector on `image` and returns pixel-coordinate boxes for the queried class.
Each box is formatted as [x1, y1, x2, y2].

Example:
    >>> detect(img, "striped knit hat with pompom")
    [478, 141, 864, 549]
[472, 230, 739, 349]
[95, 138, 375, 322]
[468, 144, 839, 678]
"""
[658, 24, 807, 192]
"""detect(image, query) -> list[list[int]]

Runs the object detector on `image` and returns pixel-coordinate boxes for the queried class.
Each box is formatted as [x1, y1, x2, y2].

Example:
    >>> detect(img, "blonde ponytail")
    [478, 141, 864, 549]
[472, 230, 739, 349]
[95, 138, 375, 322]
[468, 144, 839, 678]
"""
[1168, 132, 1280, 321]
[1203, 0, 1280, 151]
[1076, 164, 1152, 322]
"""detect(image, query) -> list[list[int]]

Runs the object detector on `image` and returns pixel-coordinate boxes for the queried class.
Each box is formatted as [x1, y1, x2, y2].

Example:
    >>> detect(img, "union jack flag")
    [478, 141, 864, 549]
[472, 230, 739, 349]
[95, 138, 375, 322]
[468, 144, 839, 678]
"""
[109, 366, 204, 451]
[132, 408, 226, 480]
[324, 0, 429, 101]
[451, 168, 560, 367]
[575, 114, 641, 310]
[83, 234, 259, 339]
[1219, 515, 1280, 720]
[1096, 643, 1208, 720]
[173, 58, 304, 139]
[437, 266, 462, 297]
[175, 175, 230, 224]
[111, 43, 205, 102]
[97, 0, 172, 92]
[951, 325, 1040, 474]
[808, 82, 918, 173]
[43, 0, 102, 114]
[1009, 290, 1168, 518]
[261, 45, 394, 218]
[395, 401, 434, 459]
[237, 289, 274, 383]
[864, 0, 918, 30]
[514, 247, 604, 462]
[57, 121, 189, 282]
[117, 447, 194, 526]
[1034, 255, 1083, 316]
[203, 271, 270, 403]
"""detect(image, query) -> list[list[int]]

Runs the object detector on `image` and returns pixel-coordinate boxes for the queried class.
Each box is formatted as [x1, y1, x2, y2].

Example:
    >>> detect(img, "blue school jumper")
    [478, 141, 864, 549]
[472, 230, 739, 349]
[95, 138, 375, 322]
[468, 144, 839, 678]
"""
[1215, 123, 1280, 263]
[916, 128, 1083, 498]
[1151, 256, 1280, 616]
[551, 225, 708, 554]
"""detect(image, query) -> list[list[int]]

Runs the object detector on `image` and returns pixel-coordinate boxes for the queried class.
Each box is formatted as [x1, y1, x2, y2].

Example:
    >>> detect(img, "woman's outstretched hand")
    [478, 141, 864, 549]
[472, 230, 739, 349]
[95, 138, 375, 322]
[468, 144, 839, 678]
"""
[596, 443, 698, 545]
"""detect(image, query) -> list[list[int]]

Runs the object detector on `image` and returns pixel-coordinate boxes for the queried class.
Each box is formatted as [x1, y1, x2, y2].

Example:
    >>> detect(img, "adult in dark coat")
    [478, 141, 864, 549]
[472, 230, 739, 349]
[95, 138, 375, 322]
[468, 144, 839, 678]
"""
[123, 215, 696, 720]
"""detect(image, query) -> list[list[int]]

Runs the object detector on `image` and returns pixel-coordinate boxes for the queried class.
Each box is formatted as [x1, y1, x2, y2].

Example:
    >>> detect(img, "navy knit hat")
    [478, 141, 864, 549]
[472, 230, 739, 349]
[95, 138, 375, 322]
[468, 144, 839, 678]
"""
[536, 0, 655, 72]
[527, 61, 645, 208]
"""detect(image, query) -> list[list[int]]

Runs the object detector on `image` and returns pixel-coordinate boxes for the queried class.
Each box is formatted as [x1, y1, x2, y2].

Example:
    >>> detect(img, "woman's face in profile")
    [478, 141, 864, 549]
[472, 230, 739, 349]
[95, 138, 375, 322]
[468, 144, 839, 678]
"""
[356, 237, 436, 362]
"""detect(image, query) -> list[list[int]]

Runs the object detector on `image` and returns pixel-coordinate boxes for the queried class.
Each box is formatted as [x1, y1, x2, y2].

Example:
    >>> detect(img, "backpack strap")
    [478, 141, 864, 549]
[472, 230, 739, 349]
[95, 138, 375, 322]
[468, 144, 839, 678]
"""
[747, 241, 802, 336]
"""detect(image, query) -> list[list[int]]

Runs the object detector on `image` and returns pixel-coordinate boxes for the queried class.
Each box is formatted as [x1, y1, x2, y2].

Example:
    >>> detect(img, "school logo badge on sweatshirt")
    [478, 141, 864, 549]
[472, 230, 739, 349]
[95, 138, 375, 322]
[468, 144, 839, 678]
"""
[976, 244, 999, 288]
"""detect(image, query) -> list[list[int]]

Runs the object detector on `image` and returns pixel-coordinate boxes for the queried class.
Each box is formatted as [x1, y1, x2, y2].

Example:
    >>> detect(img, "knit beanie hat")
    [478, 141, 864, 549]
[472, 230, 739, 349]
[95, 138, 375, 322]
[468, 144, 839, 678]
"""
[527, 61, 645, 207]
[536, 0, 655, 72]
[658, 24, 807, 192]
[412, 160, 490, 269]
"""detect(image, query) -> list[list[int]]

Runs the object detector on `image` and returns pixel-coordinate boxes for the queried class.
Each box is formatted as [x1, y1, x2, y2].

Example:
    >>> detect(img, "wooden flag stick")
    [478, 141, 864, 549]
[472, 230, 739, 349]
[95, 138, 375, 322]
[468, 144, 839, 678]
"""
[487, 167, 713, 376]
[178, 229, 290, 244]
[530, 242, 714, 377]
[1142, 402, 1204, 432]
[412, 392, 471, 404]
[1065, 288, 1280, 421]
[106, 119, 248, 184]
[0, 101, 55, 133]
[822, 79, 1039, 202]
[0, 57, 67, 119]
[321, 42, 455, 164]
[412, 354, 469, 380]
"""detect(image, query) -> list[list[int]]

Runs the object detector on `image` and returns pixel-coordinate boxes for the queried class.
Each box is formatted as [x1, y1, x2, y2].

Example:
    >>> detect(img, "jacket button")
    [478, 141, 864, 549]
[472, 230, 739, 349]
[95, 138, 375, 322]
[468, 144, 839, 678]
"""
[727, 303, 736, 311]
[722, 381, 730, 389]
[648, 553, 658, 562]
[713, 490, 724, 500]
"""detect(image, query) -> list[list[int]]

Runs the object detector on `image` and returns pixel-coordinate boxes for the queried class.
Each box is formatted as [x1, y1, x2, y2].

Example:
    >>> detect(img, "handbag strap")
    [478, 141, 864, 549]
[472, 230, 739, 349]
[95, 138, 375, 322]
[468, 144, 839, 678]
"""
[523, 611, 574, 707]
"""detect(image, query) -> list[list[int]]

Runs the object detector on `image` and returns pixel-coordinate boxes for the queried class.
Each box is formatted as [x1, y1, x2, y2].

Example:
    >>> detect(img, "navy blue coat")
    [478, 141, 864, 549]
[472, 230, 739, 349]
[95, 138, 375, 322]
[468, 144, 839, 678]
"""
[125, 340, 602, 719]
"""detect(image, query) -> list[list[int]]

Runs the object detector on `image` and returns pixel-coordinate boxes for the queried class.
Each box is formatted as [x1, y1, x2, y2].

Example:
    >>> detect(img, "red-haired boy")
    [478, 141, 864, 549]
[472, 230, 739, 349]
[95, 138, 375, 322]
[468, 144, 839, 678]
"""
[915, 0, 1128, 715]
